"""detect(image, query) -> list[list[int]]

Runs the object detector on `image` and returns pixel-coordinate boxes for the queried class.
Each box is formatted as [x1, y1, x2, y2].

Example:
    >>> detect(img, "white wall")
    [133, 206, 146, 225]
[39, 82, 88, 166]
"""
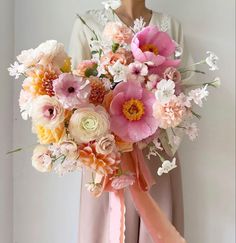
[13, 1, 235, 243]
[0, 0, 14, 243]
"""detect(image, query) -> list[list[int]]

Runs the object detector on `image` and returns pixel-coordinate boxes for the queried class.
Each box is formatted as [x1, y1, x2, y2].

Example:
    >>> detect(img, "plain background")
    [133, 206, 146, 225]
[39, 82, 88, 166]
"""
[0, 0, 235, 243]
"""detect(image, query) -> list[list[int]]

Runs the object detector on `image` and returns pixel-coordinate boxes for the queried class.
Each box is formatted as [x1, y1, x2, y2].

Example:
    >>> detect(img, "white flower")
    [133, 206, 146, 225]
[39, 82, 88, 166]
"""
[54, 159, 79, 176]
[206, 51, 219, 71]
[210, 77, 221, 88]
[157, 158, 177, 176]
[8, 61, 26, 79]
[153, 138, 163, 151]
[128, 61, 148, 83]
[96, 134, 116, 155]
[185, 123, 199, 141]
[178, 93, 192, 108]
[17, 40, 68, 68]
[32, 145, 52, 173]
[31, 95, 65, 129]
[69, 104, 110, 144]
[131, 17, 146, 33]
[174, 41, 183, 58]
[19, 89, 33, 120]
[108, 60, 128, 83]
[102, 0, 121, 10]
[188, 85, 209, 107]
[155, 79, 176, 104]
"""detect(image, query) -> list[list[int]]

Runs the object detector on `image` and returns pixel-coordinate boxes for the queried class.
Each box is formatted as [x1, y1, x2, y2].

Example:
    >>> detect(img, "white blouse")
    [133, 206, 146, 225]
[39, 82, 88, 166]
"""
[69, 8, 193, 156]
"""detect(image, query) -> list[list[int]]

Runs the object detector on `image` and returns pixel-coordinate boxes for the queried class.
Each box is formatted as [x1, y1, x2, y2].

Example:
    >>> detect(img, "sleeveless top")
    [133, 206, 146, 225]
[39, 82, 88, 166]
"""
[69, 8, 194, 156]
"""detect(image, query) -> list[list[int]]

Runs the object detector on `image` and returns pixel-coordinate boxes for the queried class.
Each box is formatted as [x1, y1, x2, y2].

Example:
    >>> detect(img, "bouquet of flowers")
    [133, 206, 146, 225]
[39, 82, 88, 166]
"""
[9, 10, 219, 243]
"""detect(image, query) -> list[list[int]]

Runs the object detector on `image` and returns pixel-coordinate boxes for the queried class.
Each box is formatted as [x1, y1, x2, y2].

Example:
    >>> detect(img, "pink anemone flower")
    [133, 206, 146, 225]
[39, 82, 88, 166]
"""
[131, 26, 181, 71]
[110, 80, 159, 142]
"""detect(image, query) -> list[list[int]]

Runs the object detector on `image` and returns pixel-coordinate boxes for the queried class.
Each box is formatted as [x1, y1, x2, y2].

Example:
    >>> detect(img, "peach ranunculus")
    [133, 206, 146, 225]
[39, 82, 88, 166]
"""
[69, 104, 110, 144]
[95, 134, 116, 155]
[78, 143, 121, 175]
[103, 22, 133, 45]
[153, 96, 187, 129]
[73, 60, 97, 77]
[32, 145, 53, 172]
[35, 124, 65, 144]
[31, 95, 65, 129]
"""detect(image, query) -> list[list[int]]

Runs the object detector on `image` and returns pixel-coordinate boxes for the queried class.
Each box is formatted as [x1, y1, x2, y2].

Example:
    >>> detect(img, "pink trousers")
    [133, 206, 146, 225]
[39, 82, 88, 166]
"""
[78, 150, 184, 243]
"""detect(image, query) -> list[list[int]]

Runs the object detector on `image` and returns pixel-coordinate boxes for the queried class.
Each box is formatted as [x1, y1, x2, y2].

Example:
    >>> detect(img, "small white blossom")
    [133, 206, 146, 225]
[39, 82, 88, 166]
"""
[210, 77, 221, 88]
[157, 158, 177, 176]
[155, 79, 176, 104]
[131, 17, 146, 33]
[206, 51, 219, 71]
[8, 61, 26, 79]
[102, 0, 121, 10]
[185, 123, 199, 141]
[108, 60, 128, 83]
[153, 138, 163, 151]
[178, 93, 192, 108]
[174, 41, 183, 58]
[188, 85, 209, 107]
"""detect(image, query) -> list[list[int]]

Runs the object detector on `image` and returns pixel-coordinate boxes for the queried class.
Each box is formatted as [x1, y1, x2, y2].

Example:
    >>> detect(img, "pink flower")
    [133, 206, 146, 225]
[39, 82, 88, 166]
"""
[53, 73, 90, 110]
[131, 26, 180, 68]
[128, 61, 148, 83]
[103, 22, 133, 45]
[153, 96, 186, 129]
[163, 67, 182, 95]
[110, 80, 158, 142]
[73, 60, 97, 77]
[111, 174, 136, 190]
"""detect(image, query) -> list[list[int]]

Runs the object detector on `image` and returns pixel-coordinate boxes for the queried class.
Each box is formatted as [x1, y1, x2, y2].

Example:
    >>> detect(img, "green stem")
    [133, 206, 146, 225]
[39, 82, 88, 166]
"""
[191, 110, 202, 119]
[77, 14, 99, 41]
[180, 69, 206, 75]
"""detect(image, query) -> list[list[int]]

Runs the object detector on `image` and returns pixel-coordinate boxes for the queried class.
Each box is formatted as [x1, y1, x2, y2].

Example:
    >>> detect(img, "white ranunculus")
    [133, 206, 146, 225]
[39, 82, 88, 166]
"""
[155, 79, 176, 104]
[32, 145, 52, 173]
[31, 95, 65, 129]
[69, 105, 110, 144]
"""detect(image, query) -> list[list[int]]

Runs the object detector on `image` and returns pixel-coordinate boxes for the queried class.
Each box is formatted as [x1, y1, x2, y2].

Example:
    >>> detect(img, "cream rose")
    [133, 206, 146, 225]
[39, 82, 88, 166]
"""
[32, 145, 52, 173]
[69, 105, 110, 144]
[31, 95, 65, 129]
[96, 134, 115, 155]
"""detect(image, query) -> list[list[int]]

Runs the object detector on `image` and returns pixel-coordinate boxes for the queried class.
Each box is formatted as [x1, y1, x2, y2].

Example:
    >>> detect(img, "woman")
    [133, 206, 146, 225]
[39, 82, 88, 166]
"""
[69, 1, 193, 242]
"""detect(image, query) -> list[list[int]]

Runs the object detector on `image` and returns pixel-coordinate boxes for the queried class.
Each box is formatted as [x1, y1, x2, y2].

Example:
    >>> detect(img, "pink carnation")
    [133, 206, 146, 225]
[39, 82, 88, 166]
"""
[110, 80, 159, 142]
[73, 60, 97, 77]
[131, 26, 180, 70]
[103, 22, 133, 45]
[153, 96, 186, 129]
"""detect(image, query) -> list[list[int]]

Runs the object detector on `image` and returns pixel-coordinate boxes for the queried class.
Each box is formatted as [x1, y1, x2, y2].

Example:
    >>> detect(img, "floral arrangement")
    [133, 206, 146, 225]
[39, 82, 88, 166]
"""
[9, 4, 219, 242]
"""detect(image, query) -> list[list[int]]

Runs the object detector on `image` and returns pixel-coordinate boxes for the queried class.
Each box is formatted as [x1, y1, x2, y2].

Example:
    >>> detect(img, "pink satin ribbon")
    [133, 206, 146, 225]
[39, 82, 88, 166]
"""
[107, 145, 186, 243]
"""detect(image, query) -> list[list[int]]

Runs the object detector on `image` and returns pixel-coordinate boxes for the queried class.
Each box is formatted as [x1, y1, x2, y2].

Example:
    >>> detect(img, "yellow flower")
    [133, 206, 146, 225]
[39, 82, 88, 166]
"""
[35, 124, 65, 144]
[61, 57, 72, 73]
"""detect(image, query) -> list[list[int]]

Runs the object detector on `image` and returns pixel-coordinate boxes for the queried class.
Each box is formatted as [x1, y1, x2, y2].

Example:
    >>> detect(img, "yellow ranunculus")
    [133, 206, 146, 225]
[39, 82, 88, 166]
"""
[36, 124, 65, 144]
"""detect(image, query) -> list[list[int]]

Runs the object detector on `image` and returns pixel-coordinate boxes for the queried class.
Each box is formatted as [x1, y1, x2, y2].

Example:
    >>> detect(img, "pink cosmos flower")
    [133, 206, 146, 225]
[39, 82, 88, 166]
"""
[131, 26, 180, 70]
[128, 61, 148, 83]
[110, 80, 159, 142]
[53, 73, 90, 110]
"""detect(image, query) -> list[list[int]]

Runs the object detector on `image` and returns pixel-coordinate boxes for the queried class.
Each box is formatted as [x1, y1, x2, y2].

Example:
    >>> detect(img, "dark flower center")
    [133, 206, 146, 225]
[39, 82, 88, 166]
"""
[48, 108, 54, 116]
[68, 87, 75, 93]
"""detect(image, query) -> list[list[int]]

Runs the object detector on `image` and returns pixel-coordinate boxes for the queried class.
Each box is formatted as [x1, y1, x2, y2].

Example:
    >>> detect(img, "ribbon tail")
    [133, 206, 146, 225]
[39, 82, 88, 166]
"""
[130, 183, 186, 243]
[109, 190, 126, 243]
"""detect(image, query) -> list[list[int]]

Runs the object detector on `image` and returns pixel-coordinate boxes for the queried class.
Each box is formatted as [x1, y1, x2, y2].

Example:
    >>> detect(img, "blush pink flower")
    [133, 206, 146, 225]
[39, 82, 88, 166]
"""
[103, 22, 133, 45]
[153, 96, 187, 129]
[110, 80, 159, 142]
[111, 174, 136, 190]
[53, 73, 90, 110]
[131, 26, 180, 68]
[73, 60, 97, 77]
[163, 67, 182, 95]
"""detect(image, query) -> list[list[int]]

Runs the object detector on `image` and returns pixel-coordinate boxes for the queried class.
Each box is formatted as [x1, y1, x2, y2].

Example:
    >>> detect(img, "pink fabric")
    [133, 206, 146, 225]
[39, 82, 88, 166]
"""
[78, 150, 184, 243]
